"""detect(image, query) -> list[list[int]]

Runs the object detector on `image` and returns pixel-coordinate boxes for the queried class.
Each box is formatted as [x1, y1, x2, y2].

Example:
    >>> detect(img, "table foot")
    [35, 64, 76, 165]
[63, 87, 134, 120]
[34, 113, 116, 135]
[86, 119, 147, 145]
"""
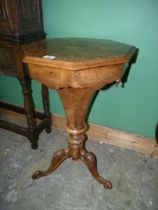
[80, 149, 112, 189]
[31, 142, 38, 150]
[45, 127, 51, 134]
[32, 149, 70, 179]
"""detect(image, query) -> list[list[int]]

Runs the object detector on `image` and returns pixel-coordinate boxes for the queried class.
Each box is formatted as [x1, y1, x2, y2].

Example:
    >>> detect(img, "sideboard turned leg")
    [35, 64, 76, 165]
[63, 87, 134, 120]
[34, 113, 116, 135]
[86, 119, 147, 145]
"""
[42, 84, 52, 133]
[20, 79, 38, 149]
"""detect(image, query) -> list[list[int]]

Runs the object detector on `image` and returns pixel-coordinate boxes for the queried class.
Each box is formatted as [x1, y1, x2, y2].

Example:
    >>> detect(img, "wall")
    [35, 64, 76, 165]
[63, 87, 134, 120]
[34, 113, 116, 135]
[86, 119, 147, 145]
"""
[0, 0, 158, 138]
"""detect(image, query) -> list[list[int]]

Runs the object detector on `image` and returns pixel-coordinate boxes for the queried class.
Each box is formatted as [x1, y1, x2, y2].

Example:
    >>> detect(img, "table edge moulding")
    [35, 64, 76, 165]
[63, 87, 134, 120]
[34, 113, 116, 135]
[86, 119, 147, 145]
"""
[23, 38, 138, 188]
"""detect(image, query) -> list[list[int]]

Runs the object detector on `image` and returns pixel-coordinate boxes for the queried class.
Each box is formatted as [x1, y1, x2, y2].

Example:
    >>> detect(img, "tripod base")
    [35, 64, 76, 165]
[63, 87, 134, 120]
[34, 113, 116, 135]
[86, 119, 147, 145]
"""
[32, 145, 112, 189]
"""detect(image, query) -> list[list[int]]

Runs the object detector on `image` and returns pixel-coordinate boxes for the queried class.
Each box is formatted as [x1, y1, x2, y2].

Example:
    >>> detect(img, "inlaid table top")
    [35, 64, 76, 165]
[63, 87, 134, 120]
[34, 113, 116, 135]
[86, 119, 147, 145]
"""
[23, 38, 136, 70]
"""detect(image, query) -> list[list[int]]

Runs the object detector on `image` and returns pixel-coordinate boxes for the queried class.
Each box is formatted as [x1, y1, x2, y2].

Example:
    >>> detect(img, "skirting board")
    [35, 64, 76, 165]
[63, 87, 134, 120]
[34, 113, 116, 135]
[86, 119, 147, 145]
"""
[52, 114, 158, 158]
[0, 108, 158, 157]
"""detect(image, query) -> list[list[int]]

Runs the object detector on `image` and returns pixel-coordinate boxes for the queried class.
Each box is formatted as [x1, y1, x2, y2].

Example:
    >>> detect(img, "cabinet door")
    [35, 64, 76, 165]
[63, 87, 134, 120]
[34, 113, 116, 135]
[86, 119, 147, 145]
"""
[18, 0, 43, 34]
[0, 0, 45, 42]
[0, 0, 18, 34]
[0, 0, 7, 20]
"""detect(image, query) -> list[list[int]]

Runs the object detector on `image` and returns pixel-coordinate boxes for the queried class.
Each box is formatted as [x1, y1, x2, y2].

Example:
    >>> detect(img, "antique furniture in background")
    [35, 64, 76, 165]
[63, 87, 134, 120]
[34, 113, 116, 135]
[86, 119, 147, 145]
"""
[0, 0, 51, 149]
[23, 38, 137, 188]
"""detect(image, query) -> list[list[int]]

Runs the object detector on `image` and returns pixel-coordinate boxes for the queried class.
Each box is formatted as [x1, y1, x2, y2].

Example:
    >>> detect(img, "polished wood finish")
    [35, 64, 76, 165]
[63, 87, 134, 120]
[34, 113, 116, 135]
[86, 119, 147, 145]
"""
[22, 38, 135, 69]
[23, 38, 137, 188]
[0, 0, 51, 149]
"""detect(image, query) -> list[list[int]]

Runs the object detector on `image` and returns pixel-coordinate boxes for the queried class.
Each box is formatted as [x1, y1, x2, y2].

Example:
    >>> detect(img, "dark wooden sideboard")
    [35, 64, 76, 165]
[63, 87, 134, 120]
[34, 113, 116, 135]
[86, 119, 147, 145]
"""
[0, 0, 51, 149]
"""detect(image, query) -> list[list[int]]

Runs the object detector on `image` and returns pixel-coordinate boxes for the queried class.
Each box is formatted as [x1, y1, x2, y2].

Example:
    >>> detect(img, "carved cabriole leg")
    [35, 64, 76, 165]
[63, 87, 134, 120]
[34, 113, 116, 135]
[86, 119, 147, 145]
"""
[20, 79, 38, 149]
[32, 88, 112, 188]
[79, 150, 112, 189]
[42, 84, 52, 133]
[32, 148, 71, 179]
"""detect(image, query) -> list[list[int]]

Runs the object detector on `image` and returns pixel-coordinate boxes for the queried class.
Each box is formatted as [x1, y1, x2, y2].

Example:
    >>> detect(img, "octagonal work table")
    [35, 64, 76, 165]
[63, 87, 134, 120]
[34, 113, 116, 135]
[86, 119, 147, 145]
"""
[23, 38, 137, 189]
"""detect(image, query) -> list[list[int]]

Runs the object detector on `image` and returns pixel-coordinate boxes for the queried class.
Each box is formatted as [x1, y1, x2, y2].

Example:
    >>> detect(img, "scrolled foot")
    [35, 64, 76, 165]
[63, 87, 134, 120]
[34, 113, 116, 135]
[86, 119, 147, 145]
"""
[80, 150, 112, 189]
[103, 181, 112, 189]
[32, 148, 70, 180]
[32, 170, 45, 179]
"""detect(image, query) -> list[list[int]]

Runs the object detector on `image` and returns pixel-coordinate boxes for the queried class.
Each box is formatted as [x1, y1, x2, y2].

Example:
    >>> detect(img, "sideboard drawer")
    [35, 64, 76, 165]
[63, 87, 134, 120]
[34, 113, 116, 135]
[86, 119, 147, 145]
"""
[0, 46, 16, 69]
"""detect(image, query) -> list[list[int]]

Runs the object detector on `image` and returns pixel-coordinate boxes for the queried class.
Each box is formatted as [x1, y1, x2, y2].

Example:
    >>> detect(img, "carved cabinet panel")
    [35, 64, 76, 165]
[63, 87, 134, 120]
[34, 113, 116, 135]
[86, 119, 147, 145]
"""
[18, 0, 44, 36]
[0, 0, 8, 20]
[0, 0, 18, 35]
[0, 0, 45, 42]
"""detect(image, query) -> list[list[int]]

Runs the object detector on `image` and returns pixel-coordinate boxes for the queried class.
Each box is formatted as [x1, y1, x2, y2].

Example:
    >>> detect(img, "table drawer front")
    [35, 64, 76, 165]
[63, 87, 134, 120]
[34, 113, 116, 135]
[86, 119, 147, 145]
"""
[27, 64, 122, 90]
[0, 46, 16, 70]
